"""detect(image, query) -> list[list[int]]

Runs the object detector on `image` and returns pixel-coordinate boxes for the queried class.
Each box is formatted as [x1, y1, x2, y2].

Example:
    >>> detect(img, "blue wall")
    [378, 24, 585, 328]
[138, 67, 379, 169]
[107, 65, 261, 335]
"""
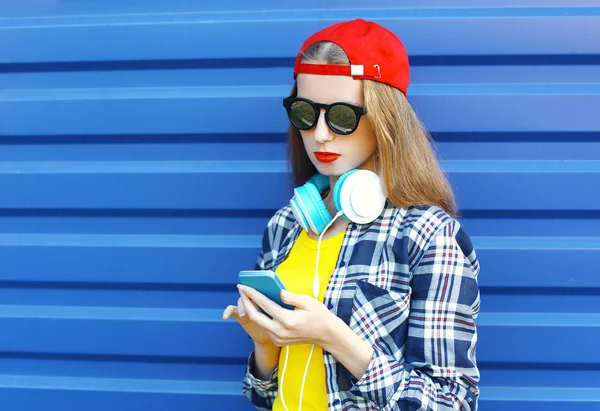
[1, 1, 599, 410]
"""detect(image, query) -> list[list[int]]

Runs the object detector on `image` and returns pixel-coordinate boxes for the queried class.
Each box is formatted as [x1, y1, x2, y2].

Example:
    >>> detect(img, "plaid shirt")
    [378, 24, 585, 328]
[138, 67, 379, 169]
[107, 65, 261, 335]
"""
[242, 201, 481, 410]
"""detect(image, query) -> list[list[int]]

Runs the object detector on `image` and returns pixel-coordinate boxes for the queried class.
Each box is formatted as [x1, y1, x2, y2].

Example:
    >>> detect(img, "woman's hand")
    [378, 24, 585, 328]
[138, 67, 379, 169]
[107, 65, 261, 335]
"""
[222, 295, 273, 346]
[236, 284, 335, 347]
[223, 292, 282, 380]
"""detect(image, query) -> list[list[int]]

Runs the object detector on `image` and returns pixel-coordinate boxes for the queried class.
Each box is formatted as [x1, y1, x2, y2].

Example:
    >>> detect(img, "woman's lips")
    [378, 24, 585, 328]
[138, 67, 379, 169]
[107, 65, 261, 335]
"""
[314, 152, 341, 163]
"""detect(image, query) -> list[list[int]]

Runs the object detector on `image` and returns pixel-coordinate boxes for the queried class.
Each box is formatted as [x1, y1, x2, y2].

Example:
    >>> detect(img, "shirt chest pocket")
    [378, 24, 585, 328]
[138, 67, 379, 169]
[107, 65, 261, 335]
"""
[348, 280, 411, 357]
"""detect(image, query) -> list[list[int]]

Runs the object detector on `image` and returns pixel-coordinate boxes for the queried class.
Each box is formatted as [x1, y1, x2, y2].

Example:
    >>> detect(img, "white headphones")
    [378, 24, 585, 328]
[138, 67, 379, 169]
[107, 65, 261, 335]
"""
[290, 169, 387, 235]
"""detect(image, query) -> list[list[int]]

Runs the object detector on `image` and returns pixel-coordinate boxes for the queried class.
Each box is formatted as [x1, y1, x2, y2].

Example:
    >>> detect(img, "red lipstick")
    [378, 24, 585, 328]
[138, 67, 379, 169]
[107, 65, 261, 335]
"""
[314, 152, 341, 163]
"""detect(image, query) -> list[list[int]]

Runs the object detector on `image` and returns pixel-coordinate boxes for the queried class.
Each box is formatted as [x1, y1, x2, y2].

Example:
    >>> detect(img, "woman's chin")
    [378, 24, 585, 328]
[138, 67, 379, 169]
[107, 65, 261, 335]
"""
[312, 161, 350, 177]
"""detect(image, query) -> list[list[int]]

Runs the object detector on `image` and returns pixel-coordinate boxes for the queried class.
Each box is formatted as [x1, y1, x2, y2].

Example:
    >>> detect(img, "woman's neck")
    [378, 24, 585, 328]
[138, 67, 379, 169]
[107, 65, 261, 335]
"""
[306, 189, 349, 241]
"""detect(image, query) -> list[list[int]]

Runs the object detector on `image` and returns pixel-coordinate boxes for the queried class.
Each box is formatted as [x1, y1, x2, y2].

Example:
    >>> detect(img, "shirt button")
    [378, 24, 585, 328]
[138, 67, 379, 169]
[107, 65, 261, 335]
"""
[339, 261, 346, 268]
[327, 303, 334, 310]
[332, 399, 340, 406]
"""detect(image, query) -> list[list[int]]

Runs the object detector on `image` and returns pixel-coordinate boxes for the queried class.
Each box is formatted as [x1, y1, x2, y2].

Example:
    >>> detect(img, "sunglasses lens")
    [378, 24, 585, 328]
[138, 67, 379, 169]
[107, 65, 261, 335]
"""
[289, 100, 316, 130]
[328, 104, 358, 134]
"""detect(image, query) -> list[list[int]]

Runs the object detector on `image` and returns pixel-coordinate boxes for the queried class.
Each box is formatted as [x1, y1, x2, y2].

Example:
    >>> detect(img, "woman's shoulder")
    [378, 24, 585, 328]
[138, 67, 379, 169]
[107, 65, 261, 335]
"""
[385, 203, 474, 268]
[261, 204, 298, 244]
[265, 204, 296, 231]
[255, 205, 298, 270]
[385, 203, 456, 239]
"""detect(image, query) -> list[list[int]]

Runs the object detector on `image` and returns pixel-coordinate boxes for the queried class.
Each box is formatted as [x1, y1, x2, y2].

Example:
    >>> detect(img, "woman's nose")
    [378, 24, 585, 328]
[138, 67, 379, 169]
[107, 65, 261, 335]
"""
[313, 109, 334, 144]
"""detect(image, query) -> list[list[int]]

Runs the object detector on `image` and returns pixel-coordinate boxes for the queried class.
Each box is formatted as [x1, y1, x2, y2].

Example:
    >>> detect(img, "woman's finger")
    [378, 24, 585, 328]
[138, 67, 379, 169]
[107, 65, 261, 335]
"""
[222, 305, 237, 320]
[238, 284, 287, 321]
[237, 297, 247, 317]
[239, 289, 277, 333]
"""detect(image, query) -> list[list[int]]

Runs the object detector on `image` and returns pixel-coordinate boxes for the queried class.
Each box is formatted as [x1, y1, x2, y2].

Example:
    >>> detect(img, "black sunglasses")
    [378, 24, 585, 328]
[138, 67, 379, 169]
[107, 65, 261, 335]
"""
[283, 97, 367, 135]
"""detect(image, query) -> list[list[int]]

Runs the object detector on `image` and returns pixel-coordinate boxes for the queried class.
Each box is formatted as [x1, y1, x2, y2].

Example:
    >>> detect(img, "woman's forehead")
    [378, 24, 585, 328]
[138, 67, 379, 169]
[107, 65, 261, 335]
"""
[296, 73, 363, 104]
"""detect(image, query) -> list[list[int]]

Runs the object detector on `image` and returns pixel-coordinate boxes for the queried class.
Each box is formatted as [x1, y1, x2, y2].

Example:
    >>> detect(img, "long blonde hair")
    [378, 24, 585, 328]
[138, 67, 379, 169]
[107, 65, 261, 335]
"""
[288, 41, 457, 217]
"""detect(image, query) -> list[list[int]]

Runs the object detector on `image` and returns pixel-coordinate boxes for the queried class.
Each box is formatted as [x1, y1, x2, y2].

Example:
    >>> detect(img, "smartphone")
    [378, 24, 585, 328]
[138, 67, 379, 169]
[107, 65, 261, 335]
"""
[238, 270, 295, 310]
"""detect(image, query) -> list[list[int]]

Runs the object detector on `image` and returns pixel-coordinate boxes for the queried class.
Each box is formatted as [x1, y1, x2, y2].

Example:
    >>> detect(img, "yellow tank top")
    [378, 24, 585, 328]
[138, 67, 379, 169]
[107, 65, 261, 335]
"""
[272, 228, 345, 411]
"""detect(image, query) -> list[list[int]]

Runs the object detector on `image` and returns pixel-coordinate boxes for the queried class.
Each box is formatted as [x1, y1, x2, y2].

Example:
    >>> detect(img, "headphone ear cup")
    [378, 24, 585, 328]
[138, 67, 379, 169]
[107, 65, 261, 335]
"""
[333, 169, 358, 216]
[335, 170, 386, 224]
[290, 196, 310, 232]
[291, 182, 332, 235]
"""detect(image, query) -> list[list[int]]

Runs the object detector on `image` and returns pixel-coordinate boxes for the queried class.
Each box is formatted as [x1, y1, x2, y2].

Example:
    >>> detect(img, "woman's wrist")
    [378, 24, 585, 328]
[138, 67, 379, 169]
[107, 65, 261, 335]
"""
[317, 310, 341, 351]
[253, 341, 281, 380]
[318, 314, 348, 352]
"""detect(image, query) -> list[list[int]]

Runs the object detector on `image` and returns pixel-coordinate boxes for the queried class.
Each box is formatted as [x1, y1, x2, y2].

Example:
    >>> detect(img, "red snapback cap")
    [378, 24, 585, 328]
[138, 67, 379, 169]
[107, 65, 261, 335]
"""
[293, 19, 410, 95]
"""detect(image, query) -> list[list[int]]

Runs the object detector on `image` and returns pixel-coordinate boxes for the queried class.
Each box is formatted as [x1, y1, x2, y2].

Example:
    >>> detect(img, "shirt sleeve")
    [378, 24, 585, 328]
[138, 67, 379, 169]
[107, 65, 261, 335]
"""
[242, 351, 279, 410]
[349, 219, 481, 410]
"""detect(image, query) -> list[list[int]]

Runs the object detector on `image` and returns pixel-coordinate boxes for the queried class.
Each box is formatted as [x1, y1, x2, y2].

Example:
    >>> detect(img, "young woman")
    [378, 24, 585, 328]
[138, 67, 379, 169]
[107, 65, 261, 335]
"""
[223, 19, 480, 411]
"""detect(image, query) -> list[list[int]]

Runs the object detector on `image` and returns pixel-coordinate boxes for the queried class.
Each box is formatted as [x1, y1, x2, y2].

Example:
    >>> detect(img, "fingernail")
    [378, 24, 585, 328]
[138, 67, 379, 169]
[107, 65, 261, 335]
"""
[281, 290, 288, 299]
[239, 307, 246, 317]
